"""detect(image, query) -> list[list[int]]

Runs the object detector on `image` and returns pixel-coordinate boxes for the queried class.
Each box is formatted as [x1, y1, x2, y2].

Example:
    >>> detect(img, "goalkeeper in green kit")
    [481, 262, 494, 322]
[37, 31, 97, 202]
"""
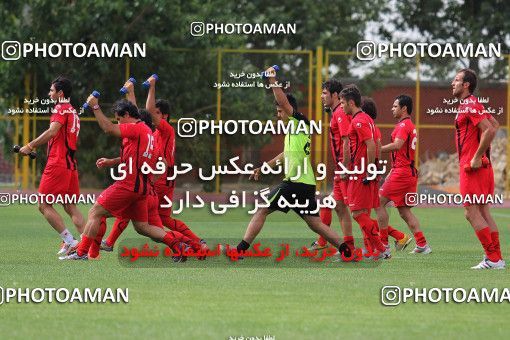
[234, 66, 349, 257]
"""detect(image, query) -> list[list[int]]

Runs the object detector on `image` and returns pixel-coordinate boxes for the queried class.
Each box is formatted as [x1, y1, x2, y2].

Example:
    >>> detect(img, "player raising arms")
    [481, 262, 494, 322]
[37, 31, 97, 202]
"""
[18, 76, 85, 255]
[144, 75, 207, 248]
[235, 66, 350, 257]
[308, 79, 354, 252]
[340, 85, 388, 259]
[451, 69, 504, 269]
[378, 95, 428, 254]
[60, 95, 202, 260]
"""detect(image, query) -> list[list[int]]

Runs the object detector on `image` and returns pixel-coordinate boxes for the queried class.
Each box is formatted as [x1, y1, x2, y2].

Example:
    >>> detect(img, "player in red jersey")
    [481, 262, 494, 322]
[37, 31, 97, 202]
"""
[19, 76, 85, 255]
[361, 97, 411, 257]
[144, 75, 206, 247]
[60, 96, 203, 260]
[378, 95, 428, 254]
[340, 85, 388, 259]
[309, 79, 354, 252]
[451, 69, 504, 269]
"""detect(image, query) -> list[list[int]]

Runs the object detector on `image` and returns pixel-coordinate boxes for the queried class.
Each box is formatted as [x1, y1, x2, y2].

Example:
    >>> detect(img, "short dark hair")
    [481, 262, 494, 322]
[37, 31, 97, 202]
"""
[155, 99, 170, 122]
[274, 93, 298, 113]
[361, 96, 377, 119]
[322, 79, 343, 96]
[112, 99, 140, 119]
[395, 94, 413, 115]
[459, 68, 477, 94]
[139, 109, 155, 132]
[52, 76, 72, 99]
[339, 84, 361, 107]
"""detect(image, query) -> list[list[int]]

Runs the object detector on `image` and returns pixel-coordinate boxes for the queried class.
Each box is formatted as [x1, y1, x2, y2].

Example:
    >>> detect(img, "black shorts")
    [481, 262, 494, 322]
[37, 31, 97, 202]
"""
[267, 181, 318, 217]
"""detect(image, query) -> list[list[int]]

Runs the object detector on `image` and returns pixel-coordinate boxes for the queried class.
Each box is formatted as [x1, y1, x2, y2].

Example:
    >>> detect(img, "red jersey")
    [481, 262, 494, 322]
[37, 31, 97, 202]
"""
[329, 104, 351, 170]
[47, 102, 80, 170]
[154, 120, 176, 189]
[390, 117, 417, 172]
[348, 111, 376, 170]
[146, 130, 163, 193]
[118, 121, 153, 194]
[455, 95, 491, 166]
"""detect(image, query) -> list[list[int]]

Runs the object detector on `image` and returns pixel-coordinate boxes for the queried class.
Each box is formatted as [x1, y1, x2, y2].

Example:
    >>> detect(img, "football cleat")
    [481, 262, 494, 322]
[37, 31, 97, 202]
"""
[59, 251, 88, 260]
[100, 240, 113, 252]
[373, 247, 391, 260]
[57, 239, 78, 255]
[307, 240, 328, 251]
[395, 234, 413, 251]
[409, 244, 432, 254]
[471, 259, 505, 270]
[172, 242, 189, 263]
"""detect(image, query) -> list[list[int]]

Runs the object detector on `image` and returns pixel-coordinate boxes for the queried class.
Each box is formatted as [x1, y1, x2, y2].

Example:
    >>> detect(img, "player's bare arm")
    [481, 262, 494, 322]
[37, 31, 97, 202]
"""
[365, 138, 376, 164]
[381, 138, 404, 153]
[250, 152, 284, 181]
[96, 157, 121, 168]
[145, 76, 160, 126]
[19, 122, 62, 155]
[342, 136, 350, 170]
[86, 94, 122, 137]
[471, 119, 496, 169]
[266, 67, 293, 120]
[123, 80, 137, 108]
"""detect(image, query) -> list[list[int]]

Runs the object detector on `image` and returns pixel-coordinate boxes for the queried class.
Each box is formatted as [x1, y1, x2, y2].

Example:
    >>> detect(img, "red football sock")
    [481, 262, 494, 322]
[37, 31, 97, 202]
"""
[77, 235, 93, 257]
[380, 227, 389, 246]
[162, 230, 193, 251]
[413, 231, 427, 248]
[491, 231, 502, 260]
[89, 217, 107, 258]
[363, 237, 373, 253]
[106, 218, 130, 247]
[388, 225, 405, 241]
[317, 208, 332, 247]
[343, 235, 355, 251]
[476, 227, 498, 262]
[354, 213, 385, 253]
[161, 215, 200, 242]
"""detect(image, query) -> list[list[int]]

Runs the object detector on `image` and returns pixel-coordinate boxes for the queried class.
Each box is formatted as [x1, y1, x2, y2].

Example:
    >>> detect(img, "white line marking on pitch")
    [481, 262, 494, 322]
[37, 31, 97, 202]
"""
[492, 213, 510, 218]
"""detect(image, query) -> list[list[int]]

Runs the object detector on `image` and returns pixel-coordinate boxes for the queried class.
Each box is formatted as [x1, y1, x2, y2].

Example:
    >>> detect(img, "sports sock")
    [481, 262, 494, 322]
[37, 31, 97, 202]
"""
[343, 235, 355, 251]
[388, 225, 405, 241]
[354, 213, 385, 253]
[491, 231, 502, 260]
[380, 227, 389, 246]
[476, 227, 498, 262]
[89, 217, 107, 258]
[106, 218, 130, 247]
[77, 235, 93, 257]
[161, 215, 200, 242]
[60, 228, 75, 244]
[413, 231, 427, 248]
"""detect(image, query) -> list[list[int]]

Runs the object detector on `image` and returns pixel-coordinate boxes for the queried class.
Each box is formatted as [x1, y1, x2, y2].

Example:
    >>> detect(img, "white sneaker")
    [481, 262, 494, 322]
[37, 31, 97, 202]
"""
[59, 251, 88, 260]
[409, 244, 432, 254]
[471, 259, 505, 270]
[308, 241, 328, 251]
[57, 239, 78, 255]
[373, 247, 391, 260]
[100, 239, 113, 252]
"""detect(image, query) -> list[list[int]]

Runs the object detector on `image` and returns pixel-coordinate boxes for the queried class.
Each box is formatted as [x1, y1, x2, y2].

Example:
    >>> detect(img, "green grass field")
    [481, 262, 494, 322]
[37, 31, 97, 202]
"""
[1, 204, 510, 339]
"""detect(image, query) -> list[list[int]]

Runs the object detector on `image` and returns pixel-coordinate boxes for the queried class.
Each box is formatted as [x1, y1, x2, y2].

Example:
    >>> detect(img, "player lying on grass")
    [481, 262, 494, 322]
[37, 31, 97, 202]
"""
[234, 66, 351, 259]
[19, 76, 85, 255]
[60, 95, 204, 261]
